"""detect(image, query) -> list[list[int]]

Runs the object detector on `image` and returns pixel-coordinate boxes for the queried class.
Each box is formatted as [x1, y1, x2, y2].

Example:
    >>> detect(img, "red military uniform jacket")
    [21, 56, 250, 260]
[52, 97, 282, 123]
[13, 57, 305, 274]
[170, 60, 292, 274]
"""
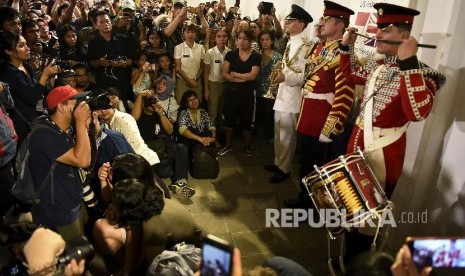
[297, 39, 355, 138]
[339, 44, 446, 196]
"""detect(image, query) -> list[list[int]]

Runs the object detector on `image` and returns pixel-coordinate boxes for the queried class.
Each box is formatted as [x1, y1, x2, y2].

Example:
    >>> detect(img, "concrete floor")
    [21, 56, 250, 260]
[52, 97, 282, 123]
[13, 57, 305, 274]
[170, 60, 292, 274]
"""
[171, 141, 331, 275]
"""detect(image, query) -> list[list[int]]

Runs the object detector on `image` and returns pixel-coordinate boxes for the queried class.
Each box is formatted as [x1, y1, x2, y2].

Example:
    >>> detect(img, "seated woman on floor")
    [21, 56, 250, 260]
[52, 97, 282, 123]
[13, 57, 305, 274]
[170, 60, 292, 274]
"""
[93, 153, 204, 274]
[177, 90, 216, 149]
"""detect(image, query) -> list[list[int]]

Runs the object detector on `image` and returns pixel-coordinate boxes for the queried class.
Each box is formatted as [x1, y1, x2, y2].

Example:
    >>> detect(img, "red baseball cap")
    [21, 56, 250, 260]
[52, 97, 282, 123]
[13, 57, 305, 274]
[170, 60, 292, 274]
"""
[46, 85, 90, 109]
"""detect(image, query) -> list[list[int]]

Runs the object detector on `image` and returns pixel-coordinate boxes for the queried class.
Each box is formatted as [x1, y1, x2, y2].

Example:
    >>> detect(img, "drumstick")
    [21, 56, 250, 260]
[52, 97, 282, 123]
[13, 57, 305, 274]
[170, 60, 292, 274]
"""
[350, 31, 437, 49]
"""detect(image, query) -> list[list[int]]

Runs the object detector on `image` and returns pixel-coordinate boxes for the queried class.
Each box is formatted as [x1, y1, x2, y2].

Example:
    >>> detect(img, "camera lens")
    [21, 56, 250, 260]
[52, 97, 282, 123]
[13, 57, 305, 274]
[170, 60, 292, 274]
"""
[57, 236, 94, 265]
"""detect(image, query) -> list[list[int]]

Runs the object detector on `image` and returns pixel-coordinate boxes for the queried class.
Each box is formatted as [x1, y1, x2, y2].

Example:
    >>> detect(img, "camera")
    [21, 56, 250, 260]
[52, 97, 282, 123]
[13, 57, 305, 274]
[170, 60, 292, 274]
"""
[260, 1, 273, 15]
[135, 12, 153, 28]
[0, 225, 93, 275]
[143, 96, 158, 107]
[55, 59, 72, 69]
[87, 92, 112, 111]
[57, 235, 94, 266]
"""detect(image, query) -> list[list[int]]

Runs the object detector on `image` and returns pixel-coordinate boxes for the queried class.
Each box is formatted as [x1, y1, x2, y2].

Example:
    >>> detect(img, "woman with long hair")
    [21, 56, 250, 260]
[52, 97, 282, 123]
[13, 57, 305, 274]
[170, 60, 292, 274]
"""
[0, 32, 58, 144]
[58, 24, 85, 70]
[144, 28, 167, 55]
[93, 153, 203, 274]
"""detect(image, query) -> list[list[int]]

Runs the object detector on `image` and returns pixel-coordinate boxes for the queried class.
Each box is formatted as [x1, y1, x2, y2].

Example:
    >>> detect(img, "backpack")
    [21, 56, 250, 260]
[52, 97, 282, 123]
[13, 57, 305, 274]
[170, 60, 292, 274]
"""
[11, 124, 56, 208]
[147, 242, 201, 276]
[190, 144, 219, 179]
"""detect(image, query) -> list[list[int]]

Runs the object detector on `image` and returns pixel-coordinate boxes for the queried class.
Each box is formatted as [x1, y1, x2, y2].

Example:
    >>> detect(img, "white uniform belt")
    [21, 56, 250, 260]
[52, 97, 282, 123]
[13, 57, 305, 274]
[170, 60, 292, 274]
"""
[365, 124, 409, 152]
[304, 92, 335, 105]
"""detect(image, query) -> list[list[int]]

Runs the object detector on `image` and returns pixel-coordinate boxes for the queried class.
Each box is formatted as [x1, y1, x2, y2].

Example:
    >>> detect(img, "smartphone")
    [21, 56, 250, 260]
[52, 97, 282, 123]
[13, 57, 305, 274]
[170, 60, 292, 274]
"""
[49, 35, 58, 48]
[201, 234, 233, 276]
[31, 1, 42, 10]
[261, 1, 273, 15]
[407, 237, 465, 270]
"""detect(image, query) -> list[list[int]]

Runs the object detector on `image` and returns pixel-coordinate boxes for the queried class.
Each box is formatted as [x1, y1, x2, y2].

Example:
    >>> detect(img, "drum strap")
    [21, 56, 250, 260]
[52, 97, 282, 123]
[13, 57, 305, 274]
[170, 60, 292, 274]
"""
[362, 65, 408, 188]
[327, 234, 346, 276]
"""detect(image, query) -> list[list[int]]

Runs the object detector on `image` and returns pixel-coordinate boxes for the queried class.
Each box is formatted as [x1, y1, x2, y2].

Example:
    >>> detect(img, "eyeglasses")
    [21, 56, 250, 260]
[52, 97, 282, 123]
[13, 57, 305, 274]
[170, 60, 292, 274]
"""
[284, 18, 300, 24]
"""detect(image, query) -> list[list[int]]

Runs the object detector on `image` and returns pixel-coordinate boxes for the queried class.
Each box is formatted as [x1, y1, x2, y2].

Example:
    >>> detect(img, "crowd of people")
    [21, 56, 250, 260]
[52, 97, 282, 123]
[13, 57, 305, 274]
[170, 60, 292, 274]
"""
[0, 0, 447, 274]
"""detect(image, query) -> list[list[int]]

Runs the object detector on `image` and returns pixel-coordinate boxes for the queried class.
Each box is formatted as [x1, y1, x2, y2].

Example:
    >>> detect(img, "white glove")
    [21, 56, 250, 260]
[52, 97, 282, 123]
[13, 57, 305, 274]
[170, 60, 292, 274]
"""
[319, 133, 333, 143]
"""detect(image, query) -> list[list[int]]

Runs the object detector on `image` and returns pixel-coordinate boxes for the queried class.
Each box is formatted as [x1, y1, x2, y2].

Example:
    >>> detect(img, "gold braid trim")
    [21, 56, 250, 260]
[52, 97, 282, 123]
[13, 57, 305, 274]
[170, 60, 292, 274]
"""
[284, 39, 314, 73]
[305, 40, 340, 79]
[322, 115, 339, 136]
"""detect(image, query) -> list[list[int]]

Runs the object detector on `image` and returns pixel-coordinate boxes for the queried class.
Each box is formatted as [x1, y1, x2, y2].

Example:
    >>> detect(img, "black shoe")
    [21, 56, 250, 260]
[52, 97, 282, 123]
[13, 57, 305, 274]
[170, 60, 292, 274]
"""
[269, 170, 290, 183]
[283, 198, 305, 209]
[264, 164, 279, 172]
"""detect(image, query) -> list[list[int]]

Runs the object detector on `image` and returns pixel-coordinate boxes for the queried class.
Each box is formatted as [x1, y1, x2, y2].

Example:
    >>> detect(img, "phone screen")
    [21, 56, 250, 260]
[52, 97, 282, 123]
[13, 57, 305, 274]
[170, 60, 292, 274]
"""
[201, 235, 233, 276]
[32, 2, 42, 10]
[408, 238, 465, 269]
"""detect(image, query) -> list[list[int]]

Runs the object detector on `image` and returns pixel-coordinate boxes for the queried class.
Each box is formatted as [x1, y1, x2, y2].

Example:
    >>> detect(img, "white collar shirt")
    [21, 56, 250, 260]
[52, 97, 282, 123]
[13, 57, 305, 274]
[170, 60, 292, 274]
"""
[108, 109, 160, 165]
[204, 45, 230, 82]
[174, 42, 206, 78]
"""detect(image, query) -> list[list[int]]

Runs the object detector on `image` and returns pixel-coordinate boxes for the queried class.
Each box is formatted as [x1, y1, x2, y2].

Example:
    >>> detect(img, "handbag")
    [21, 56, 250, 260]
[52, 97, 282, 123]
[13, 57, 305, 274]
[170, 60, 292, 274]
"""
[147, 243, 201, 276]
[190, 144, 219, 179]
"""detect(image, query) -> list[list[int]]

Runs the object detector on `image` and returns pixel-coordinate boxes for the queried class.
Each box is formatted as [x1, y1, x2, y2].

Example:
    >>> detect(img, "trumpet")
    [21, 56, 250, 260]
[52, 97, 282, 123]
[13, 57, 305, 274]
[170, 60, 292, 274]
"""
[263, 61, 283, 99]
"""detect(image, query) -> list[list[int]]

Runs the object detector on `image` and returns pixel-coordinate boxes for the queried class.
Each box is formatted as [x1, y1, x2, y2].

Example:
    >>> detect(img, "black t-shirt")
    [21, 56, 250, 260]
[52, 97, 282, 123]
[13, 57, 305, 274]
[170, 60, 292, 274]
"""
[137, 112, 171, 158]
[224, 49, 261, 91]
[137, 111, 168, 141]
[87, 33, 135, 100]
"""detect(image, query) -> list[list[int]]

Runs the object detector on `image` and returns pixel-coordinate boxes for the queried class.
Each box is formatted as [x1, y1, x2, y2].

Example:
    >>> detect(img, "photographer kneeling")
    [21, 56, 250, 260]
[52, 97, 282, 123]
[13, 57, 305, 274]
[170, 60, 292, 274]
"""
[131, 77, 195, 199]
